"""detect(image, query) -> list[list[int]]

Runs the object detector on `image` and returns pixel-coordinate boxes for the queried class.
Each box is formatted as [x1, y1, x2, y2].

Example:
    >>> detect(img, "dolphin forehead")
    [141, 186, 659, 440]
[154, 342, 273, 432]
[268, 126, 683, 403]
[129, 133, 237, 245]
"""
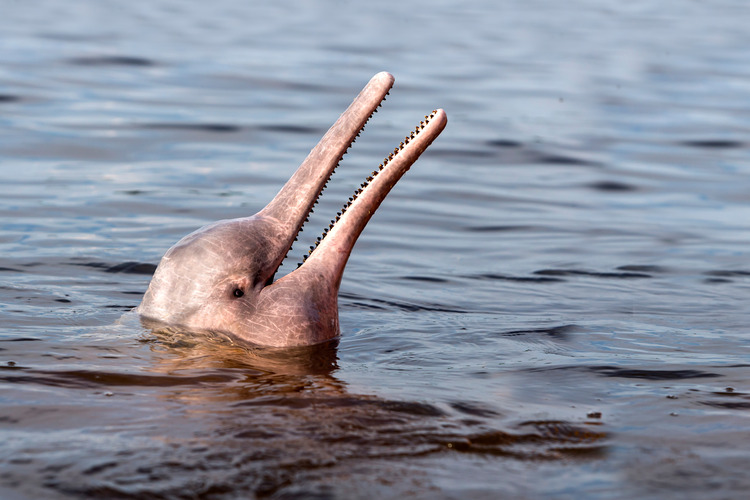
[139, 217, 279, 322]
[165, 217, 281, 272]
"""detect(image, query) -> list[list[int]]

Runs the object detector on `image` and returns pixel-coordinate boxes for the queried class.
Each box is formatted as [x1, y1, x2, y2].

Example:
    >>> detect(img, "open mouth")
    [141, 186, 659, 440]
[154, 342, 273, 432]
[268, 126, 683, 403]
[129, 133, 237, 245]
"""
[260, 72, 447, 287]
[298, 109, 445, 267]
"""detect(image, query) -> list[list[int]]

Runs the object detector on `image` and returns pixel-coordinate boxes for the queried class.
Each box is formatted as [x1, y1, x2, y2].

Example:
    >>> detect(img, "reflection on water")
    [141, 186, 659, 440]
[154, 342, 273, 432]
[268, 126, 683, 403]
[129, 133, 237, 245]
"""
[1, 319, 606, 498]
[2, 0, 750, 498]
[145, 323, 342, 376]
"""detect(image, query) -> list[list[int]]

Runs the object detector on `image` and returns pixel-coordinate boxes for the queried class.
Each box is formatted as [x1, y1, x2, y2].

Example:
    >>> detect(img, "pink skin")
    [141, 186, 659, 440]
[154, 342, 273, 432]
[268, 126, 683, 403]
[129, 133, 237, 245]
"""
[136, 72, 447, 347]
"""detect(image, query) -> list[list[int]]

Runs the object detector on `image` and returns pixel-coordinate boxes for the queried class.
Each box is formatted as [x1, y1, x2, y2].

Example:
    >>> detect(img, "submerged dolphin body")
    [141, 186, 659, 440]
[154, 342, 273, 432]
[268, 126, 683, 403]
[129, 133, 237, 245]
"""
[137, 72, 447, 347]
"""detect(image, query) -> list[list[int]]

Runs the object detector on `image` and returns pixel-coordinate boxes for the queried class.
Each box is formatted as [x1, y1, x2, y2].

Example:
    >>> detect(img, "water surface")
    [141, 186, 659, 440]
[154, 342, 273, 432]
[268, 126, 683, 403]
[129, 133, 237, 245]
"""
[2, 1, 750, 498]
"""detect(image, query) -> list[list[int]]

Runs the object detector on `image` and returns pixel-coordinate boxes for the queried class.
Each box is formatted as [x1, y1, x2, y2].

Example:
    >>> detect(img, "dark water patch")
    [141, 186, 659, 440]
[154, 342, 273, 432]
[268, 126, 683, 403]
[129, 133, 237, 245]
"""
[680, 140, 746, 149]
[67, 55, 156, 67]
[712, 388, 745, 396]
[140, 122, 241, 133]
[699, 388, 750, 409]
[369, 297, 465, 314]
[105, 262, 156, 275]
[534, 269, 652, 279]
[704, 277, 733, 284]
[500, 324, 580, 340]
[450, 401, 501, 417]
[0, 337, 42, 342]
[0, 266, 22, 272]
[486, 139, 523, 148]
[701, 401, 750, 410]
[518, 420, 605, 443]
[117, 189, 151, 196]
[55, 298, 72, 303]
[73, 261, 156, 275]
[472, 272, 565, 283]
[586, 180, 638, 192]
[340, 292, 464, 314]
[449, 421, 608, 459]
[82, 461, 119, 476]
[704, 270, 750, 277]
[0, 94, 21, 103]
[532, 153, 601, 167]
[703, 269, 750, 284]
[617, 265, 669, 273]
[401, 275, 451, 284]
[261, 124, 320, 135]
[589, 366, 722, 380]
[464, 224, 541, 233]
[452, 143, 601, 167]
[0, 369, 238, 389]
[235, 395, 445, 417]
[0, 363, 24, 369]
[379, 400, 446, 417]
[235, 429, 280, 440]
[346, 300, 388, 311]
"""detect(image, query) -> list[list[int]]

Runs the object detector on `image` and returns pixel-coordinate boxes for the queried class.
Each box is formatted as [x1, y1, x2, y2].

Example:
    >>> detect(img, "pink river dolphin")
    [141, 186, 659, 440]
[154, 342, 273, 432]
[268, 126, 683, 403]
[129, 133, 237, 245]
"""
[137, 72, 447, 347]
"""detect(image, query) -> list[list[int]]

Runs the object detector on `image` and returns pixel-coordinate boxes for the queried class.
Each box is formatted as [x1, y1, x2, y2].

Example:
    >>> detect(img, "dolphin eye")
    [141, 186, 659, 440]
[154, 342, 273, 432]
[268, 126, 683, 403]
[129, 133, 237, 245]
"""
[233, 288, 244, 298]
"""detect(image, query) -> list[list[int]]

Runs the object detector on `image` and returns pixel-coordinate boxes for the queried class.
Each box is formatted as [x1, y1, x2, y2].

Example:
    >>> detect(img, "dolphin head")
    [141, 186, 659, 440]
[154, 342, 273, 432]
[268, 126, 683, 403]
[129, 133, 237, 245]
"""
[137, 72, 447, 347]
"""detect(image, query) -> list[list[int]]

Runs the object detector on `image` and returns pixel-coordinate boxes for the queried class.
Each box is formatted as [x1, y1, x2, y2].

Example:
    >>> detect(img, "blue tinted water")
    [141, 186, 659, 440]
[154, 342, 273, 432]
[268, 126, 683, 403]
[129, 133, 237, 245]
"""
[2, 1, 750, 498]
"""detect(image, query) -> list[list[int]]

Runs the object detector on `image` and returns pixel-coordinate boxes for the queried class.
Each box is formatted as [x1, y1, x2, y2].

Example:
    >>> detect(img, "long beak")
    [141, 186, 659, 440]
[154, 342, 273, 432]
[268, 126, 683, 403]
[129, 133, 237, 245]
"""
[259, 72, 446, 292]
[257, 72, 396, 279]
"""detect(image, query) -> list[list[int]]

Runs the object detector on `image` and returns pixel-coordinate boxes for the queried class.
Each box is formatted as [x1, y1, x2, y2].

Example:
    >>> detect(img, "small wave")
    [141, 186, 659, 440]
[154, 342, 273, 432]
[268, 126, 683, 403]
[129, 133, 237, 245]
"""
[534, 269, 652, 279]
[0, 94, 21, 103]
[72, 261, 156, 275]
[67, 55, 156, 67]
[499, 324, 580, 340]
[586, 181, 638, 192]
[140, 122, 241, 133]
[589, 366, 722, 380]
[680, 140, 746, 149]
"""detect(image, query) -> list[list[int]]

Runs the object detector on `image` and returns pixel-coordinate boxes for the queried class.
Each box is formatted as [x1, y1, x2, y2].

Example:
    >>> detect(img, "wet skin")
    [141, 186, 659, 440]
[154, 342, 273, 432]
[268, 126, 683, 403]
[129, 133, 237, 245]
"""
[137, 72, 447, 347]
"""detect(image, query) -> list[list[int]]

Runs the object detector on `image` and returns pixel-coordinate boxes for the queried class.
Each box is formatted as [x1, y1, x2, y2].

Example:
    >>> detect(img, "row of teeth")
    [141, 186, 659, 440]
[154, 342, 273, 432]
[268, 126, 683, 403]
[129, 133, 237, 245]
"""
[270, 96, 389, 278]
[298, 110, 438, 267]
[274, 96, 387, 274]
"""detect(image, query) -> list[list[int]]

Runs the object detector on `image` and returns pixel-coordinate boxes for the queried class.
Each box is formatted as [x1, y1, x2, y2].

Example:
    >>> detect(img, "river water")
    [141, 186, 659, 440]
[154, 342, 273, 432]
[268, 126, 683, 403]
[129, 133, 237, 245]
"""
[2, 1, 750, 498]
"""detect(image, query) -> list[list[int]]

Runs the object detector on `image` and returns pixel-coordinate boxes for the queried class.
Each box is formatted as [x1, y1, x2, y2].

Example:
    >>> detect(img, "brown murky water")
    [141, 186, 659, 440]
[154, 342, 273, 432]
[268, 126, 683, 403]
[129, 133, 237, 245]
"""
[2, 1, 750, 498]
